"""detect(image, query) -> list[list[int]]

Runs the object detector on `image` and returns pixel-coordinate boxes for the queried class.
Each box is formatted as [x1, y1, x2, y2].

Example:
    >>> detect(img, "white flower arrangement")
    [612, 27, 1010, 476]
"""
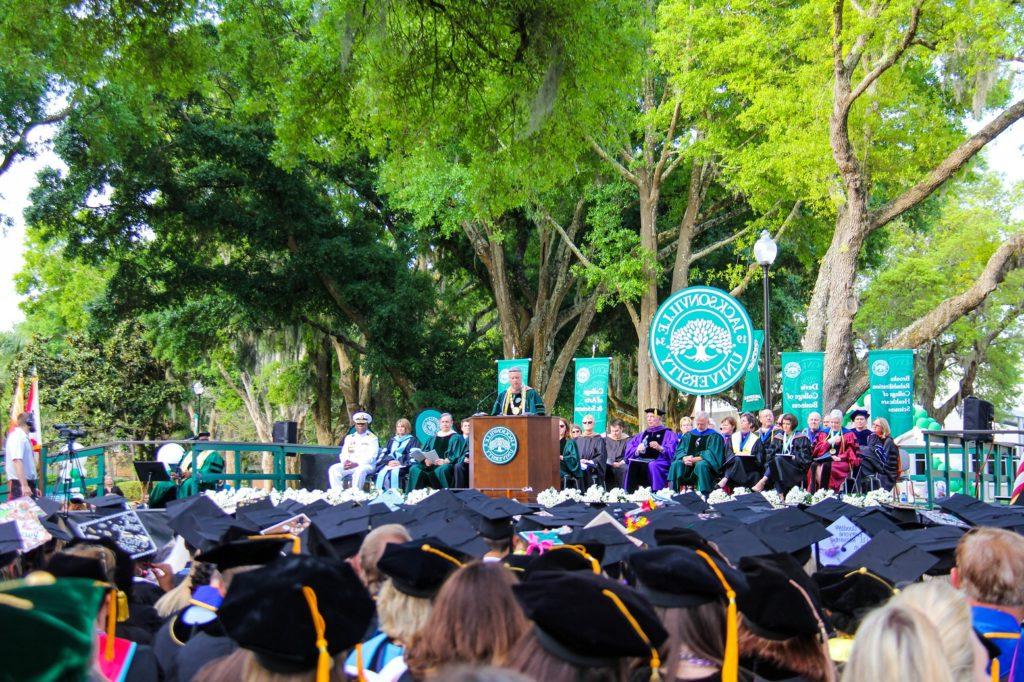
[706, 489, 735, 505]
[841, 494, 866, 507]
[731, 487, 752, 496]
[582, 485, 607, 503]
[785, 487, 812, 505]
[810, 488, 836, 504]
[864, 488, 895, 507]
[760, 490, 784, 509]
[602, 487, 630, 503]
[404, 487, 438, 506]
[626, 487, 655, 503]
[535, 487, 562, 507]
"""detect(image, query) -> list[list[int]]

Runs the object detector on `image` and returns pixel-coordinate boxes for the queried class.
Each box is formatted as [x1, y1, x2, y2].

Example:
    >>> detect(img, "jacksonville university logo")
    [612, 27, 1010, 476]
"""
[575, 367, 591, 383]
[871, 359, 890, 377]
[481, 426, 518, 465]
[649, 286, 756, 395]
[415, 409, 443, 443]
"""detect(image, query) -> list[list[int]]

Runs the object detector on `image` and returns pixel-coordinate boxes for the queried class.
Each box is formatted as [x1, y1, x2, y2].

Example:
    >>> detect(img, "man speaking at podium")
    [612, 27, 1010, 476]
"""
[491, 367, 546, 416]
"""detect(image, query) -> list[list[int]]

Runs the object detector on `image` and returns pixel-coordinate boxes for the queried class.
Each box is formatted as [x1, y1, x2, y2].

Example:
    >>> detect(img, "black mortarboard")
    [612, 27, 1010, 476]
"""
[236, 505, 296, 531]
[406, 490, 465, 518]
[650, 526, 719, 554]
[521, 544, 602, 578]
[467, 498, 531, 541]
[644, 407, 667, 416]
[376, 538, 467, 598]
[514, 571, 667, 668]
[704, 527, 775, 563]
[851, 508, 902, 536]
[311, 518, 368, 560]
[712, 499, 772, 520]
[88, 494, 128, 512]
[516, 514, 574, 533]
[671, 492, 711, 513]
[297, 499, 330, 517]
[894, 526, 965, 574]
[879, 504, 923, 528]
[408, 516, 489, 557]
[45, 553, 109, 584]
[0, 522, 20, 567]
[841, 530, 939, 584]
[737, 554, 829, 640]
[804, 498, 864, 524]
[199, 536, 291, 571]
[219, 554, 373, 674]
[749, 508, 831, 555]
[628, 546, 748, 608]
[733, 493, 775, 510]
[812, 566, 895, 634]
[565, 524, 637, 567]
[33, 496, 62, 517]
[940, 497, 1024, 531]
[849, 409, 869, 420]
[165, 493, 222, 519]
[369, 509, 416, 529]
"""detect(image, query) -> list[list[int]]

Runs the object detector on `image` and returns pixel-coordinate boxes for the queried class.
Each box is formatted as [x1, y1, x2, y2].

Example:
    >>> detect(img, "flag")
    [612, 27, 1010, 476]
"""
[25, 376, 41, 453]
[8, 375, 24, 434]
[1011, 455, 1024, 506]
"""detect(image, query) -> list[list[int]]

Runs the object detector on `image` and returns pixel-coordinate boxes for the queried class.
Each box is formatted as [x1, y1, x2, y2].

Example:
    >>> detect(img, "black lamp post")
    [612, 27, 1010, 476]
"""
[753, 230, 778, 409]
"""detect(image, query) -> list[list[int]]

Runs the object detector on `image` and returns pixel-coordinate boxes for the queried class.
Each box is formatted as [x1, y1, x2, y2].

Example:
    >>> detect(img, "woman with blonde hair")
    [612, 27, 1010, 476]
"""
[859, 416, 900, 491]
[374, 418, 421, 491]
[841, 601, 956, 682]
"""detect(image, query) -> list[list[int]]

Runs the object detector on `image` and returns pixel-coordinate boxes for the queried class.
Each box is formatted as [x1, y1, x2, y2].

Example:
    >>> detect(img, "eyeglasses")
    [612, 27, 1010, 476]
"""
[583, 420, 594, 424]
[559, 424, 566, 429]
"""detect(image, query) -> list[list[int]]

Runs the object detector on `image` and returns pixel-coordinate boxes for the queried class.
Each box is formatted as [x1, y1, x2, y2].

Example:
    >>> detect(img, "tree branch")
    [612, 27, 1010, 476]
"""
[0, 107, 71, 177]
[870, 97, 1024, 229]
[589, 137, 639, 185]
[846, 1, 923, 106]
[730, 200, 802, 296]
[689, 225, 753, 264]
[654, 101, 682, 184]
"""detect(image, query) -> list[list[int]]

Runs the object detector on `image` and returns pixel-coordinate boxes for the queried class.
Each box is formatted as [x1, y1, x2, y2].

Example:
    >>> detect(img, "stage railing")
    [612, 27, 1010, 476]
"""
[907, 430, 1024, 508]
[0, 440, 340, 501]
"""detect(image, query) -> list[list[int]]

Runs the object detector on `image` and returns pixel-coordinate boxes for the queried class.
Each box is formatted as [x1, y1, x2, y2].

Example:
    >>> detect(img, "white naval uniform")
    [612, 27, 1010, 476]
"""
[329, 430, 380, 491]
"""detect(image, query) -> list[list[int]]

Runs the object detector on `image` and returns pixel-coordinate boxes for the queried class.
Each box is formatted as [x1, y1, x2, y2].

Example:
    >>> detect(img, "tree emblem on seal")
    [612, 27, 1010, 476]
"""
[669, 319, 734, 363]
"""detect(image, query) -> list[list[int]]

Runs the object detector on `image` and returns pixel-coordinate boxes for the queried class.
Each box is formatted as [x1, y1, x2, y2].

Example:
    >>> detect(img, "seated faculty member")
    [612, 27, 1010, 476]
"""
[575, 415, 607, 489]
[406, 413, 467, 491]
[668, 411, 725, 494]
[623, 408, 679, 491]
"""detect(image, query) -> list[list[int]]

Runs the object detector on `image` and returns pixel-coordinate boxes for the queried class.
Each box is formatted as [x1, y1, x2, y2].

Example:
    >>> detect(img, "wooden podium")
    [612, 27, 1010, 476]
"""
[469, 416, 560, 501]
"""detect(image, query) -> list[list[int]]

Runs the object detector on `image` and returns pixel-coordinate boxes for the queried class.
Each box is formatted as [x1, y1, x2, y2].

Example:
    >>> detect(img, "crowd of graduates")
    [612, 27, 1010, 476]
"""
[3, 482, 1024, 682]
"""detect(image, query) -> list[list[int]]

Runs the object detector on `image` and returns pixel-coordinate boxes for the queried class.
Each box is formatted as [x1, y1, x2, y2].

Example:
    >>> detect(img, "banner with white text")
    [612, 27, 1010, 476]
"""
[781, 351, 824, 429]
[868, 349, 915, 437]
[573, 358, 610, 434]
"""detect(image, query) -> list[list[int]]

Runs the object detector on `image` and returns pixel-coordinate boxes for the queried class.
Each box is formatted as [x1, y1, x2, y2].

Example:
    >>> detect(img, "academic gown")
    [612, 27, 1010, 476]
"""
[603, 436, 630, 488]
[149, 449, 225, 507]
[176, 624, 236, 682]
[623, 426, 679, 491]
[491, 387, 546, 416]
[373, 435, 421, 490]
[574, 435, 607, 488]
[560, 438, 581, 481]
[668, 428, 725, 494]
[858, 434, 899, 491]
[852, 427, 872, 447]
[763, 432, 813, 494]
[721, 430, 764, 488]
[810, 429, 860, 492]
[405, 433, 467, 491]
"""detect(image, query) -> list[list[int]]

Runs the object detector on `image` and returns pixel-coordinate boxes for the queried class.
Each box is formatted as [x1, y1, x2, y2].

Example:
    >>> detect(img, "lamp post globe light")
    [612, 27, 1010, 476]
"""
[753, 231, 778, 409]
[192, 381, 205, 435]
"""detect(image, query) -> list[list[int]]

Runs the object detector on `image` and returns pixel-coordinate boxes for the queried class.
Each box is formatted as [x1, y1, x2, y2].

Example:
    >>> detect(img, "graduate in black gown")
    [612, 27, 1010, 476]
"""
[575, 415, 607, 489]
[849, 409, 872, 447]
[753, 413, 813, 494]
[718, 412, 765, 490]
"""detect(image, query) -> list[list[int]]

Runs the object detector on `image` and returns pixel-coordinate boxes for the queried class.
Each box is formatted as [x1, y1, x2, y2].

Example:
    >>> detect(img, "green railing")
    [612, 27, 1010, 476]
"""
[0, 440, 340, 501]
[906, 430, 1023, 508]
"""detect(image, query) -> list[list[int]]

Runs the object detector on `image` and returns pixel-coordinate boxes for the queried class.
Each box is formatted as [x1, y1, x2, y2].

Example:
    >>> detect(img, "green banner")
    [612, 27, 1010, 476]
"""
[742, 330, 765, 412]
[573, 358, 610, 434]
[869, 349, 915, 437]
[497, 358, 532, 395]
[781, 351, 824, 429]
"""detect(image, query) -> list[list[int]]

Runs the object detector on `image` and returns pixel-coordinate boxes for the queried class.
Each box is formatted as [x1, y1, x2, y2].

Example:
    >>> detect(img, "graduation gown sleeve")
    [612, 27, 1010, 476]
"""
[559, 439, 581, 478]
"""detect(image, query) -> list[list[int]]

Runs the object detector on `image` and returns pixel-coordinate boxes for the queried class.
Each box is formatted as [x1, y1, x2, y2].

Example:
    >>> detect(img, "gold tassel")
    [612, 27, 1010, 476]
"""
[301, 586, 332, 682]
[992, 657, 999, 682]
[356, 642, 366, 682]
[246, 533, 301, 555]
[105, 590, 117, 661]
[695, 550, 738, 682]
[601, 589, 661, 682]
[420, 544, 463, 567]
[116, 590, 129, 623]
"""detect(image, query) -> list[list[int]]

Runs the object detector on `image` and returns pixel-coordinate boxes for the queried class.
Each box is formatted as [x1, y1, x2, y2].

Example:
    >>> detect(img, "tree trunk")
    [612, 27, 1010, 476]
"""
[311, 334, 334, 445]
[634, 180, 664, 419]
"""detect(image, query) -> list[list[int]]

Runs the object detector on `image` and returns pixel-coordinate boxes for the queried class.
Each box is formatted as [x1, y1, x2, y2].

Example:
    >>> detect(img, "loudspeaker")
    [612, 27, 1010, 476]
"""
[272, 420, 298, 444]
[299, 452, 335, 491]
[962, 396, 994, 442]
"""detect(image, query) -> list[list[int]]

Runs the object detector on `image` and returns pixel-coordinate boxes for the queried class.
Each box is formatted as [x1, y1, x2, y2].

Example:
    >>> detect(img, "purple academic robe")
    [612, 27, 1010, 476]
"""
[623, 426, 679, 490]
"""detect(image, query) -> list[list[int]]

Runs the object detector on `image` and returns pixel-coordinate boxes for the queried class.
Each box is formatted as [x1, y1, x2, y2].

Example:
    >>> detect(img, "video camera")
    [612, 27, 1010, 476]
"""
[53, 423, 88, 440]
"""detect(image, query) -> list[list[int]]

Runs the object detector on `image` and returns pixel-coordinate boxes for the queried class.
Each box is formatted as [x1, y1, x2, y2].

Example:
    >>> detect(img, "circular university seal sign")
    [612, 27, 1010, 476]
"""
[871, 359, 890, 377]
[414, 409, 443, 444]
[576, 367, 591, 383]
[482, 426, 518, 465]
[648, 286, 756, 396]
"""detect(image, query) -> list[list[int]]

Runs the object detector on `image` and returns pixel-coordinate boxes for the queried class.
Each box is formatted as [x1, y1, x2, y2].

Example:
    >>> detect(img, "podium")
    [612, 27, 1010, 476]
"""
[469, 416, 560, 501]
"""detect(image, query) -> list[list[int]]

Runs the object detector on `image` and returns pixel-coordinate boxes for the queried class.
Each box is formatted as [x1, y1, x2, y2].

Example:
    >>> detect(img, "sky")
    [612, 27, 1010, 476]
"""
[1, 113, 1023, 334]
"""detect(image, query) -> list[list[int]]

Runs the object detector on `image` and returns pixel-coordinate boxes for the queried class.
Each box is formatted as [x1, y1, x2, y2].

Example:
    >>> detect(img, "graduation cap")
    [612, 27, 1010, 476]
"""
[894, 526, 965, 574]
[521, 544, 602, 578]
[376, 538, 467, 598]
[406, 515, 488, 557]
[644, 407, 667, 416]
[812, 566, 896, 634]
[841, 530, 939, 584]
[628, 545, 748, 608]
[514, 571, 667, 671]
[310, 517, 370, 560]
[649, 525, 719, 554]
[733, 493, 774, 510]
[165, 493, 223, 520]
[88, 495, 128, 512]
[878, 504, 922, 528]
[0, 522, 20, 568]
[32, 496, 62, 517]
[704, 527, 775, 563]
[940, 498, 1024, 531]
[467, 498, 532, 541]
[236, 505, 296, 531]
[166, 510, 243, 554]
[219, 554, 374, 676]
[199, 536, 292, 571]
[749, 508, 831, 555]
[671, 492, 710, 513]
[851, 508, 902, 536]
[516, 514, 574, 534]
[0, 576, 108, 682]
[849, 409, 869, 420]
[737, 554, 830, 641]
[565, 524, 638, 567]
[297, 499, 330, 517]
[804, 497, 865, 524]
[368, 509, 416, 529]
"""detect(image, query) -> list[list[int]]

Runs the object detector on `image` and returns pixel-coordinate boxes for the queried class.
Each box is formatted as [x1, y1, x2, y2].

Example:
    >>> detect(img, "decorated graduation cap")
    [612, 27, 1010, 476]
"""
[376, 538, 467, 598]
[219, 554, 374, 681]
[812, 566, 896, 635]
[514, 570, 668, 674]
[181, 584, 223, 626]
[644, 407, 667, 416]
[737, 554, 830, 641]
[0, 574, 107, 682]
